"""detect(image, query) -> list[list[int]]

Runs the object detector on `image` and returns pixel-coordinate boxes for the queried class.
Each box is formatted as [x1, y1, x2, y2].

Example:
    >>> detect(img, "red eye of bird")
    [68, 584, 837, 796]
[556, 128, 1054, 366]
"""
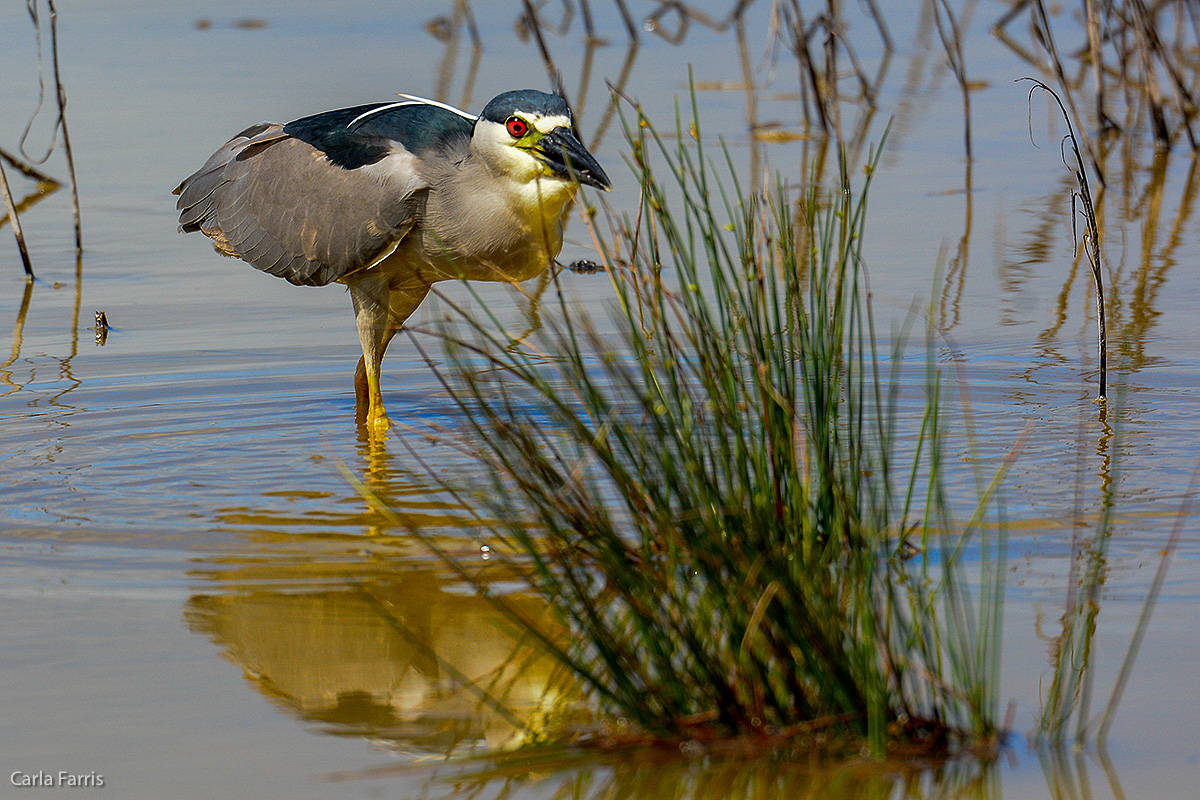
[505, 117, 528, 138]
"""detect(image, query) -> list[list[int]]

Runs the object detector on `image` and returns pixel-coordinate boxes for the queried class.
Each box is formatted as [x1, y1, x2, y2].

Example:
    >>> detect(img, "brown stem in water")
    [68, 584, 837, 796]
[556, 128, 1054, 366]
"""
[0, 161, 35, 280]
[0, 145, 59, 185]
[48, 1, 81, 251]
[1022, 78, 1107, 401]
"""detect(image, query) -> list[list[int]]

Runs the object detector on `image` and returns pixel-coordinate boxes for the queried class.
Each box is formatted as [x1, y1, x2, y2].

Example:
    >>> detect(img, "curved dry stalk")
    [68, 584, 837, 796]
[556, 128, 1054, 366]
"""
[1021, 78, 1108, 401]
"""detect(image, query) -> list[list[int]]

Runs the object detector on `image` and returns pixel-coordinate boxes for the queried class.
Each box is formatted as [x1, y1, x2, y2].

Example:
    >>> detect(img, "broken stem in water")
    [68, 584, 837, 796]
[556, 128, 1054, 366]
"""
[0, 161, 35, 280]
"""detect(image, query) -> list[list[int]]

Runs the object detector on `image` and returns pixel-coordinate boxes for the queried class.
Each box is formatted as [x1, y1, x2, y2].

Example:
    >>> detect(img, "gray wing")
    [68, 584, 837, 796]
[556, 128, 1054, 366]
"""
[173, 122, 423, 287]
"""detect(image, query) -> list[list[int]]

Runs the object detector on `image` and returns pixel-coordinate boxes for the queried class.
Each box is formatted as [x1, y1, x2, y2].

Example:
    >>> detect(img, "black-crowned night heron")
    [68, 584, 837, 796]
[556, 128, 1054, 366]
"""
[174, 89, 610, 430]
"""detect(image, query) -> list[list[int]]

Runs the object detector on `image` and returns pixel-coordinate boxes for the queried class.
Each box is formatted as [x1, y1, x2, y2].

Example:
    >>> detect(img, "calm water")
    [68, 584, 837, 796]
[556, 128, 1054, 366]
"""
[2, 1, 1198, 798]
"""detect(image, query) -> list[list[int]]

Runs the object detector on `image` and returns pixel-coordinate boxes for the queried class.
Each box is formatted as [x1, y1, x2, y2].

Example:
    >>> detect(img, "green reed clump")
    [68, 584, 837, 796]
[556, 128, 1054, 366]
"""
[407, 96, 1008, 757]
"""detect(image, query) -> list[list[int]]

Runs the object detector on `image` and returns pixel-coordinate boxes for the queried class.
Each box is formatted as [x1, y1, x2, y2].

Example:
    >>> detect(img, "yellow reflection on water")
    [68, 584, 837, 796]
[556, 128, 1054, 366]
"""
[187, 420, 581, 754]
[186, 550, 579, 754]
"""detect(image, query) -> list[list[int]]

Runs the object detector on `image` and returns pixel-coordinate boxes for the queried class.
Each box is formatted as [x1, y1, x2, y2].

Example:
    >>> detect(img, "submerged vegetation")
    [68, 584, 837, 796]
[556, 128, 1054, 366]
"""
[374, 93, 1015, 758]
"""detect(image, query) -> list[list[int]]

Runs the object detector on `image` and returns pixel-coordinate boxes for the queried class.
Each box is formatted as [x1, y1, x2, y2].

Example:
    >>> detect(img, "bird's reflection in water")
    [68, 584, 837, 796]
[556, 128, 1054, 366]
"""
[192, 401, 579, 754]
[186, 553, 577, 753]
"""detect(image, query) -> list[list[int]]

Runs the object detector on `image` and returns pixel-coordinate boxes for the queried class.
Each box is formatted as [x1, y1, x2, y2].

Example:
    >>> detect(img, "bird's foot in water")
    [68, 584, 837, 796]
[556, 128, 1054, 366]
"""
[354, 390, 393, 434]
[361, 404, 392, 434]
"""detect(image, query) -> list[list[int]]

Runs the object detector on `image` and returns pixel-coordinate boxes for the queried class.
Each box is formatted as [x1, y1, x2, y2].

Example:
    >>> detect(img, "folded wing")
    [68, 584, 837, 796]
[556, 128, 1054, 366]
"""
[174, 101, 474, 287]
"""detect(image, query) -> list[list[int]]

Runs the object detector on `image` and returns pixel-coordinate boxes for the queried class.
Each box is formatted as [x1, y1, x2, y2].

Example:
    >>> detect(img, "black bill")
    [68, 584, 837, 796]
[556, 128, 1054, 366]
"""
[536, 127, 611, 191]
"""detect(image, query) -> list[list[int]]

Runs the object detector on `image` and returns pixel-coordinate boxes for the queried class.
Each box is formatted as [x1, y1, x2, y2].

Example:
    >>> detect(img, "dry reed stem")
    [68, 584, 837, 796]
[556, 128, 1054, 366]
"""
[0, 161, 35, 279]
[1022, 77, 1107, 401]
[0, 146, 59, 185]
[46, 1, 80, 251]
[19, 1, 79, 251]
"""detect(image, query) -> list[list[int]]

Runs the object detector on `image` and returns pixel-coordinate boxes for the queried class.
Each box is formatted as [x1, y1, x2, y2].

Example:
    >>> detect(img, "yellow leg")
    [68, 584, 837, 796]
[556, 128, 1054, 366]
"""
[367, 385, 391, 430]
[349, 273, 431, 432]
[354, 350, 392, 431]
[350, 272, 394, 432]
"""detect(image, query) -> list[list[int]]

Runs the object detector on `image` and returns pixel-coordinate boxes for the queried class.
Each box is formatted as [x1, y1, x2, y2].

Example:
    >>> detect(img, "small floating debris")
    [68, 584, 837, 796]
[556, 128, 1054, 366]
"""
[565, 260, 604, 274]
[193, 17, 268, 31]
[693, 81, 751, 91]
[94, 310, 108, 346]
[751, 122, 806, 143]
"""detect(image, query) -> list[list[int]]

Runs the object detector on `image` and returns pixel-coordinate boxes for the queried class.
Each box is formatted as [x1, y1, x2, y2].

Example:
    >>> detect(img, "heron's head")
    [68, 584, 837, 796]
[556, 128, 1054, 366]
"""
[473, 90, 611, 193]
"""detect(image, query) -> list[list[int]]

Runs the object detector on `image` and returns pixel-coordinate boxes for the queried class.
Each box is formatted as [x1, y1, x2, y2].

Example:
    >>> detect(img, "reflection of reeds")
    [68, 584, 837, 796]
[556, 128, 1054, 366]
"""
[1094, 457, 1196, 742]
[777, 0, 892, 140]
[386, 739, 994, 799]
[998, 0, 1200, 159]
[931, 0, 974, 163]
[0, 280, 35, 396]
[1034, 388, 1197, 746]
[425, 1, 894, 176]
[928, 0, 978, 332]
[387, 92, 1013, 758]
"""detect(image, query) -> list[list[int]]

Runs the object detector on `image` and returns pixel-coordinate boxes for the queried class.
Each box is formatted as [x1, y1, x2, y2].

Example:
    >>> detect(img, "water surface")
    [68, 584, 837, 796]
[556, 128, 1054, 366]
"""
[2, 1, 1198, 798]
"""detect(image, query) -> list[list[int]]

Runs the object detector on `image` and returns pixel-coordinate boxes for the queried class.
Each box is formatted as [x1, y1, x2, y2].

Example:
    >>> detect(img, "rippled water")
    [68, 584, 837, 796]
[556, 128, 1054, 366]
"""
[2, 1, 1199, 798]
